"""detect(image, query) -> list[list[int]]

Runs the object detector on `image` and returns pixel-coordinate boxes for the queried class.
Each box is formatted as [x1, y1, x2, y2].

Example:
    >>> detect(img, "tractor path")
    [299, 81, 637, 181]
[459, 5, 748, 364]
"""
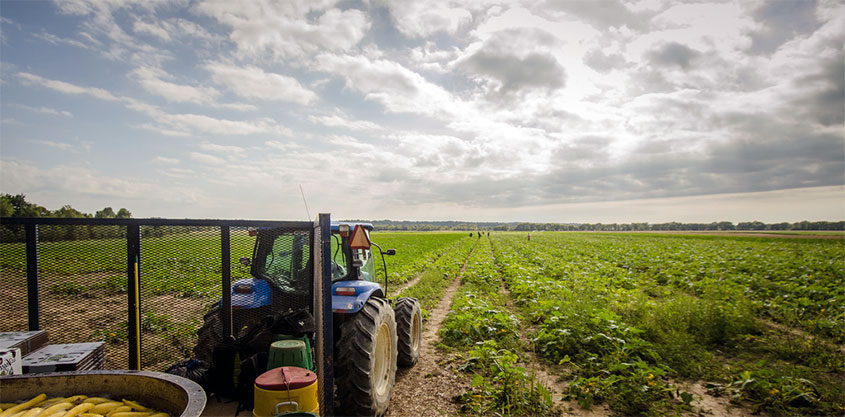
[386, 242, 477, 417]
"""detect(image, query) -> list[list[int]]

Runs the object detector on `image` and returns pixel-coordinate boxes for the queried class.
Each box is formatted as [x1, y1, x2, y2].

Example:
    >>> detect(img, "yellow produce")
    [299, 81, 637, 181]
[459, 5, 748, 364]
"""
[119, 401, 148, 413]
[104, 406, 130, 417]
[19, 409, 43, 417]
[0, 395, 162, 417]
[88, 403, 121, 415]
[62, 403, 94, 417]
[35, 402, 72, 417]
[0, 394, 47, 417]
[38, 400, 66, 409]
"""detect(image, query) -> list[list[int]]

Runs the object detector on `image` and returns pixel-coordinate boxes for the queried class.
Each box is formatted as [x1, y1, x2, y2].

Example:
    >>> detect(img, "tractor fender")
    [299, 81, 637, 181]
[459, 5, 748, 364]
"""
[332, 280, 384, 314]
[230, 278, 272, 309]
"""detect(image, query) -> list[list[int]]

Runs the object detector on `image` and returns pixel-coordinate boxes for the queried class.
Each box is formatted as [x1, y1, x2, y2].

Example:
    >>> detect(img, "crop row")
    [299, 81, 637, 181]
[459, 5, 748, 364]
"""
[439, 237, 555, 416]
[396, 236, 476, 317]
[490, 232, 844, 416]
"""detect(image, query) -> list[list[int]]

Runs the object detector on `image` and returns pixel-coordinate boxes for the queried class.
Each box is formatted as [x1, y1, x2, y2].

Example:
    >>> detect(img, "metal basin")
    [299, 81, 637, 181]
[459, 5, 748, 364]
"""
[0, 370, 206, 417]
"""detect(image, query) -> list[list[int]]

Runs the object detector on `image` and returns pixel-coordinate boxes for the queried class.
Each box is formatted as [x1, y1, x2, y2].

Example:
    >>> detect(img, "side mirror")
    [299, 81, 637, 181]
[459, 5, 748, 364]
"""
[239, 257, 251, 266]
[384, 249, 396, 256]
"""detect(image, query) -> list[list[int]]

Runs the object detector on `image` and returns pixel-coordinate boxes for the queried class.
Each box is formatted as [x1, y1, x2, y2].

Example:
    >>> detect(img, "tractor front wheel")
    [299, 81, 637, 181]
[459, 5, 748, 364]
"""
[335, 297, 398, 416]
[395, 297, 422, 366]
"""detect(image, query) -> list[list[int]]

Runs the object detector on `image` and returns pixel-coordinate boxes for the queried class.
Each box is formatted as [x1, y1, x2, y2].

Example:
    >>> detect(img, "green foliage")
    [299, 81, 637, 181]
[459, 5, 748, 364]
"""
[489, 232, 845, 416]
[457, 341, 555, 417]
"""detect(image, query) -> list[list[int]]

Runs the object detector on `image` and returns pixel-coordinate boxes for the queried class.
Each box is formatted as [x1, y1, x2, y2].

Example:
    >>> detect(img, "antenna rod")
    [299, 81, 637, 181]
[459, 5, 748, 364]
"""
[299, 184, 312, 220]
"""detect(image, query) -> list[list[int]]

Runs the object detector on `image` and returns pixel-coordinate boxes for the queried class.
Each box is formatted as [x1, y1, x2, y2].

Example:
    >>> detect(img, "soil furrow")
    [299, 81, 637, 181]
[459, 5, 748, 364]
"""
[386, 241, 477, 417]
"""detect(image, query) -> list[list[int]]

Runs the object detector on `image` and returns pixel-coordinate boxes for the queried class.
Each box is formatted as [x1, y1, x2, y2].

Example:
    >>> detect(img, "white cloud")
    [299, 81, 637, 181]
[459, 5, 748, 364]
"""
[133, 20, 171, 41]
[196, 0, 371, 59]
[206, 63, 317, 104]
[130, 66, 220, 104]
[308, 112, 382, 131]
[385, 0, 475, 37]
[18, 72, 120, 101]
[12, 104, 73, 117]
[190, 152, 226, 164]
[152, 156, 179, 164]
[314, 53, 459, 118]
[199, 142, 245, 154]
[19, 71, 282, 136]
[32, 140, 73, 150]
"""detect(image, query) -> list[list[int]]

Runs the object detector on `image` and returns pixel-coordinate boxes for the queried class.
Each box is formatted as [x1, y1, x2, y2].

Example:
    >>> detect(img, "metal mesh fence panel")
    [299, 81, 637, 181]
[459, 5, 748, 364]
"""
[35, 225, 128, 369]
[138, 225, 222, 370]
[0, 224, 27, 332]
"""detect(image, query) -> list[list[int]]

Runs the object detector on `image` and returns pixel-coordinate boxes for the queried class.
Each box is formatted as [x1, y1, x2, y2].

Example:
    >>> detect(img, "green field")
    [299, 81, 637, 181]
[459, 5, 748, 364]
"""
[433, 233, 844, 416]
[2, 230, 843, 415]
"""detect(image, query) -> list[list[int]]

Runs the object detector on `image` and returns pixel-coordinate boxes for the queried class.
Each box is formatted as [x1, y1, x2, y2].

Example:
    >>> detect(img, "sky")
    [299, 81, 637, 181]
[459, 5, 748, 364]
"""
[0, 0, 843, 223]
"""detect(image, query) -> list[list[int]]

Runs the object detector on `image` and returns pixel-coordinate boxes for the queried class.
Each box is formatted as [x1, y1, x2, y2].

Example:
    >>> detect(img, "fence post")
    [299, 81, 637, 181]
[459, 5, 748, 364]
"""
[221, 225, 232, 338]
[317, 213, 333, 416]
[127, 223, 142, 370]
[25, 223, 40, 331]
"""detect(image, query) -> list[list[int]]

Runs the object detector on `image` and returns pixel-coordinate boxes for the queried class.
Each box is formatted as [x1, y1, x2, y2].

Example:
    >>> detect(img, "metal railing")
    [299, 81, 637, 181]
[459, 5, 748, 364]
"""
[0, 214, 334, 414]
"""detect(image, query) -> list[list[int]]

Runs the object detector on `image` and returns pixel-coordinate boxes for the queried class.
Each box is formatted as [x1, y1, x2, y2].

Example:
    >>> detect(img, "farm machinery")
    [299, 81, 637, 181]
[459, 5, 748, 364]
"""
[193, 222, 422, 416]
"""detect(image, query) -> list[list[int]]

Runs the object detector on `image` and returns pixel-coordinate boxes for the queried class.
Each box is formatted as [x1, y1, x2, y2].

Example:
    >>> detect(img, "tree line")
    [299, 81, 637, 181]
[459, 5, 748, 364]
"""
[0, 193, 133, 242]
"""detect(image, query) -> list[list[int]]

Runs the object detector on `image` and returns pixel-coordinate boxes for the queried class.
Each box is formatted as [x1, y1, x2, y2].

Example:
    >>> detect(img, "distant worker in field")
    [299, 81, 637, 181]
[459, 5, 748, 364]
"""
[477, 231, 481, 238]
[469, 232, 473, 237]
[527, 233, 531, 241]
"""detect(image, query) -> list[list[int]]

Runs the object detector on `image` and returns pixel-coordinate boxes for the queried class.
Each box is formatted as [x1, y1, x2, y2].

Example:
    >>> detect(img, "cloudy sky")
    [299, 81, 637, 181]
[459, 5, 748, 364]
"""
[0, 0, 843, 223]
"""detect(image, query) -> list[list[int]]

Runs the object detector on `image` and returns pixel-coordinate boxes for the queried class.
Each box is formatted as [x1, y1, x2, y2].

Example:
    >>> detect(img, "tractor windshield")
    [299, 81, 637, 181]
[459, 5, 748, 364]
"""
[253, 230, 312, 295]
[331, 233, 376, 282]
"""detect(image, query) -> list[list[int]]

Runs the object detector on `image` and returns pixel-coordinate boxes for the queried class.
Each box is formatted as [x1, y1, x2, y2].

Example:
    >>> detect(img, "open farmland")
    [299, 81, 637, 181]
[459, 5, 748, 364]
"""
[390, 232, 845, 417]
[2, 229, 843, 416]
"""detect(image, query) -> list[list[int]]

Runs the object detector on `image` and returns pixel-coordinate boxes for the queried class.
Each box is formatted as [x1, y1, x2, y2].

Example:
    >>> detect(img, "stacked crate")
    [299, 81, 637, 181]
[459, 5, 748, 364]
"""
[0, 332, 105, 374]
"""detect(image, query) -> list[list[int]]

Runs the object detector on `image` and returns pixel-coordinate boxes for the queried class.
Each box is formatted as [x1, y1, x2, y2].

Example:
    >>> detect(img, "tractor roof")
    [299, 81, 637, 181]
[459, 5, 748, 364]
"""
[331, 221, 374, 232]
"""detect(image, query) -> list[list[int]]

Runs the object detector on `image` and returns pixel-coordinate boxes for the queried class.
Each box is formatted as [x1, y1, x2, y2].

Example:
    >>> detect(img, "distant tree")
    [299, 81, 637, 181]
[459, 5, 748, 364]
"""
[2, 194, 50, 217]
[116, 208, 132, 218]
[0, 197, 13, 217]
[53, 205, 89, 218]
[95, 207, 116, 218]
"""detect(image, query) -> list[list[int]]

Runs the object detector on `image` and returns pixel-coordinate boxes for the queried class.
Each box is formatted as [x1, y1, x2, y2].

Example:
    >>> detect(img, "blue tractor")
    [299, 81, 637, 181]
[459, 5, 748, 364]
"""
[194, 222, 422, 416]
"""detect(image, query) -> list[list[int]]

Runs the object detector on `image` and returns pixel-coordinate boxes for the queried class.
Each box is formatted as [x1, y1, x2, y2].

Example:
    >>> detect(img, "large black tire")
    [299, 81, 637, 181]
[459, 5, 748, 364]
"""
[394, 297, 422, 367]
[335, 297, 398, 416]
[194, 306, 222, 364]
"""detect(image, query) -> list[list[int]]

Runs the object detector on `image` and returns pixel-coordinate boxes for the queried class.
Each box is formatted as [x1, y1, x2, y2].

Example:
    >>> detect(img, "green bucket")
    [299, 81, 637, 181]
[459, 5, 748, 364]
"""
[267, 336, 314, 371]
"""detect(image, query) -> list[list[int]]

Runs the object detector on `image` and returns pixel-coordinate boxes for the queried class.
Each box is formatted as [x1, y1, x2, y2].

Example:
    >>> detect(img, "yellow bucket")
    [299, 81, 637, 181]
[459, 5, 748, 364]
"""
[253, 366, 319, 417]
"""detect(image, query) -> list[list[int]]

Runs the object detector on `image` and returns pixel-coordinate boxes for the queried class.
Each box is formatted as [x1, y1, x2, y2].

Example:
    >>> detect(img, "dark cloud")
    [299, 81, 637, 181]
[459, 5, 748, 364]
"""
[747, 0, 821, 55]
[583, 48, 628, 73]
[383, 112, 843, 209]
[646, 42, 700, 69]
[460, 49, 565, 97]
[790, 51, 845, 127]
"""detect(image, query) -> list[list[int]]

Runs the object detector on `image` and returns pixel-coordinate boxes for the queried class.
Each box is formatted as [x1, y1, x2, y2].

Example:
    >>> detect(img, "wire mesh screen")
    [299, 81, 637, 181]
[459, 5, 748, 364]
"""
[0, 217, 328, 410]
[0, 224, 28, 332]
[138, 225, 218, 370]
[34, 225, 127, 369]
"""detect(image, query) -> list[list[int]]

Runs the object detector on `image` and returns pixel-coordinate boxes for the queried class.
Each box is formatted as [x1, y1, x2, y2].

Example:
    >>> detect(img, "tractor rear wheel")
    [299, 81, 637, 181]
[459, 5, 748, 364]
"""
[335, 297, 398, 416]
[194, 306, 222, 363]
[394, 297, 422, 366]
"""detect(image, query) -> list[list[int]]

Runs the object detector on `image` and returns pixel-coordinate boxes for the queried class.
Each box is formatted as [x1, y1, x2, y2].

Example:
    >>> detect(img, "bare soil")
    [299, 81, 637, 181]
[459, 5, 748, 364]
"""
[0, 270, 210, 370]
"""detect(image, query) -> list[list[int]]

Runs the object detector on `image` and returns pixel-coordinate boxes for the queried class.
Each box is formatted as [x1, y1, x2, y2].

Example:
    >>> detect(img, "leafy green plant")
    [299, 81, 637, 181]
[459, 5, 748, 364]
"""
[457, 341, 554, 417]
